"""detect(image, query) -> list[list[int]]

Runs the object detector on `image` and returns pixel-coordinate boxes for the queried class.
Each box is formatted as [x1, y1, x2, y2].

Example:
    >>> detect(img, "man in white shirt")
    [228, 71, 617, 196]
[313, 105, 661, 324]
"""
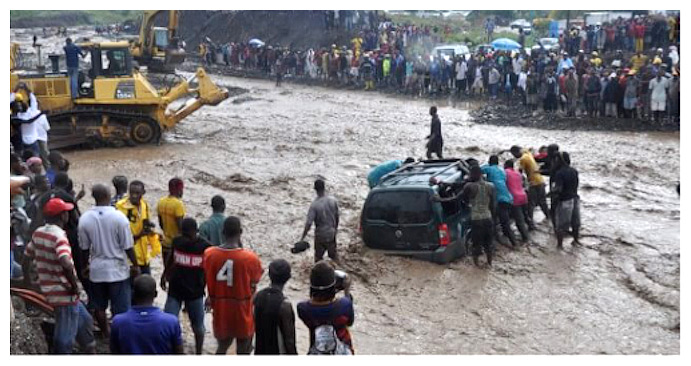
[10, 92, 41, 155]
[517, 70, 528, 105]
[649, 69, 670, 122]
[78, 184, 139, 338]
[455, 57, 468, 95]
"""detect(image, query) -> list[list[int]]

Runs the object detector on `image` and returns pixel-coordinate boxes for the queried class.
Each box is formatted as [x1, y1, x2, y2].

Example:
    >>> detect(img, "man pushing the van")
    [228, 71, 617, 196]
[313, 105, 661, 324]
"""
[460, 165, 496, 267]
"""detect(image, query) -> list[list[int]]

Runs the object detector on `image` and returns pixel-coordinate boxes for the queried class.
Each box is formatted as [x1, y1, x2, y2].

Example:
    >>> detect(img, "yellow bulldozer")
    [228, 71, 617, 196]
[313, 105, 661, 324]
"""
[10, 41, 228, 149]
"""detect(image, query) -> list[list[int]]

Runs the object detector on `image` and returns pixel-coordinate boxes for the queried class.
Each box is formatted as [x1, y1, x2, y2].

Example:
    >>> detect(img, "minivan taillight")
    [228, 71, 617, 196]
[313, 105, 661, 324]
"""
[438, 224, 450, 246]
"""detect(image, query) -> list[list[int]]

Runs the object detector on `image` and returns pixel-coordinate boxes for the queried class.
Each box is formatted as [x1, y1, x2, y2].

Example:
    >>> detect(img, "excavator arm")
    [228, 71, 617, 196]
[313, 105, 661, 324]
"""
[168, 10, 180, 39]
[158, 68, 229, 128]
[132, 10, 185, 72]
[134, 10, 163, 58]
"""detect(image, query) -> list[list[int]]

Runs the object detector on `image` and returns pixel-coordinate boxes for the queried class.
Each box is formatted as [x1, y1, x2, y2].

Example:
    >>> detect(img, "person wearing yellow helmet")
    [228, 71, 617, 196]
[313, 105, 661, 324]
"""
[590, 51, 602, 69]
[10, 88, 46, 157]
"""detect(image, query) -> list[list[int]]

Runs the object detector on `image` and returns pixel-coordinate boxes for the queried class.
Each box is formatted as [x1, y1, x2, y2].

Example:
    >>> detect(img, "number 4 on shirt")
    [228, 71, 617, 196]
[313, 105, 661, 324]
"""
[216, 259, 234, 287]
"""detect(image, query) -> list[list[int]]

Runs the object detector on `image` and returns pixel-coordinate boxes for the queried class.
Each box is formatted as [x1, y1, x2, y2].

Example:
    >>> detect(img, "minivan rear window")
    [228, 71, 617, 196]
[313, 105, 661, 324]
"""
[366, 191, 432, 224]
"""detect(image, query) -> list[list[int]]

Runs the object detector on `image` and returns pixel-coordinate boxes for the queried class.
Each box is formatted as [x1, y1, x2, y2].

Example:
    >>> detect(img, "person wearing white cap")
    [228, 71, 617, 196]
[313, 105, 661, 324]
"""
[603, 72, 619, 118]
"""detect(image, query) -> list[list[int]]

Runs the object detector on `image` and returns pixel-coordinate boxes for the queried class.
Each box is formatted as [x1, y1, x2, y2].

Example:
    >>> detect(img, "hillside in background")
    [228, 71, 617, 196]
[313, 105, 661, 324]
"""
[10, 10, 138, 28]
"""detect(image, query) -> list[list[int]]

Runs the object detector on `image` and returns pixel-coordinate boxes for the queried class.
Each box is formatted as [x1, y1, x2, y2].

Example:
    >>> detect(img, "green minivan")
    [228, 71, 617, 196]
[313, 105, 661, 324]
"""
[360, 159, 472, 264]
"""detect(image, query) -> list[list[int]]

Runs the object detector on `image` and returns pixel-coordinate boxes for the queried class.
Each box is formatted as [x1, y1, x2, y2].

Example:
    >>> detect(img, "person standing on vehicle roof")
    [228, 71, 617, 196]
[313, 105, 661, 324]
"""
[301, 179, 340, 263]
[459, 165, 496, 267]
[426, 106, 443, 160]
[481, 155, 519, 248]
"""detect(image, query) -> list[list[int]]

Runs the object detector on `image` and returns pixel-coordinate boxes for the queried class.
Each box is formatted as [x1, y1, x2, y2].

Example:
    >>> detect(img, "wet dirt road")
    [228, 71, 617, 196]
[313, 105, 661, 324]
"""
[59, 74, 679, 355]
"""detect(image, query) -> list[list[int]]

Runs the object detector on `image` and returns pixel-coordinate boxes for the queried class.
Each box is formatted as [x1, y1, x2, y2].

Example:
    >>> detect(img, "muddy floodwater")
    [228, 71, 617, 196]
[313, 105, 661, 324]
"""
[60, 73, 679, 354]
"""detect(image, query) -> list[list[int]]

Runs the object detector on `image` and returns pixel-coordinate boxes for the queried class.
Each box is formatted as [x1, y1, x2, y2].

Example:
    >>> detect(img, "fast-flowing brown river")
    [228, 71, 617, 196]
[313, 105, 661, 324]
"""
[60, 74, 679, 354]
[13, 25, 680, 355]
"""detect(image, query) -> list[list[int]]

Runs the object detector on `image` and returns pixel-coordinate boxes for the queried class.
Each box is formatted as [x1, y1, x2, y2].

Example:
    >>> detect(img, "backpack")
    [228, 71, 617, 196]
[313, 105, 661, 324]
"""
[307, 305, 352, 355]
[308, 324, 352, 355]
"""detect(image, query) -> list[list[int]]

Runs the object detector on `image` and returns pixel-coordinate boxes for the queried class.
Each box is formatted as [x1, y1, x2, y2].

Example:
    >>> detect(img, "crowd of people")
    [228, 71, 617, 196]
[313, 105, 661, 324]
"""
[10, 141, 352, 355]
[9, 105, 581, 354]
[199, 14, 679, 123]
[369, 107, 581, 267]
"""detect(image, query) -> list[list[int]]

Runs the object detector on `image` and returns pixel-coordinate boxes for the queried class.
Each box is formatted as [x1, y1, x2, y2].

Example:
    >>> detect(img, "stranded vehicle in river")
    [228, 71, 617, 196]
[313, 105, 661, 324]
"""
[360, 159, 472, 264]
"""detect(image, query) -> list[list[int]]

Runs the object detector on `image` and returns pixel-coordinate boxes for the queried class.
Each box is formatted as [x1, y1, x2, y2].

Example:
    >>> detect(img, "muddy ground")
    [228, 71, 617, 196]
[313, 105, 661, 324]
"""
[10, 26, 680, 355]
[56, 74, 679, 355]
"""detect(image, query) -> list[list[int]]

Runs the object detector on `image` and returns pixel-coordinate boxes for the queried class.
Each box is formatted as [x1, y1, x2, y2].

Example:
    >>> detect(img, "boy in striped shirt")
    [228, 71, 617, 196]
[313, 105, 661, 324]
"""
[25, 198, 95, 354]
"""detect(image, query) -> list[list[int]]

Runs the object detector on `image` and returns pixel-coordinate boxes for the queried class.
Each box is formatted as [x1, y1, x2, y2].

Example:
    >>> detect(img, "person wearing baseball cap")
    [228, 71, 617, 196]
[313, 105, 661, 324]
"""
[25, 197, 96, 354]
[253, 259, 297, 355]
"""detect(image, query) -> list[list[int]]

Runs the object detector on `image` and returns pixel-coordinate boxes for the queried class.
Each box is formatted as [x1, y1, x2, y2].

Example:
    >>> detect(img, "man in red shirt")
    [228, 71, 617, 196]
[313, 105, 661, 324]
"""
[558, 69, 568, 112]
[605, 24, 616, 52]
[634, 21, 646, 53]
[203, 216, 263, 355]
[25, 198, 95, 354]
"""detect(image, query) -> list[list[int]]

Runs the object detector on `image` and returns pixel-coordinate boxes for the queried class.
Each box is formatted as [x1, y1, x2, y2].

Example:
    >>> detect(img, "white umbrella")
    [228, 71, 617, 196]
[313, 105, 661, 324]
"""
[248, 38, 265, 47]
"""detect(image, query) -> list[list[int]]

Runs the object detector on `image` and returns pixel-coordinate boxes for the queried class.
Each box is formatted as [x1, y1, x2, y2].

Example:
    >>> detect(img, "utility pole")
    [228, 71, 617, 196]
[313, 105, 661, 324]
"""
[566, 10, 571, 30]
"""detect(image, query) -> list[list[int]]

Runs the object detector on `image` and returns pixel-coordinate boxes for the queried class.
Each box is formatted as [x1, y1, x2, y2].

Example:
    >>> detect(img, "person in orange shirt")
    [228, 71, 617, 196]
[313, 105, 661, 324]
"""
[203, 216, 263, 355]
[157, 178, 186, 268]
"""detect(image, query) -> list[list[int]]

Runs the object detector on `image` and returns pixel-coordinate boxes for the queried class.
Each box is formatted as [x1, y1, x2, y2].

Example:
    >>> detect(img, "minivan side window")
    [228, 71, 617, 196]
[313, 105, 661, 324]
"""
[366, 191, 432, 224]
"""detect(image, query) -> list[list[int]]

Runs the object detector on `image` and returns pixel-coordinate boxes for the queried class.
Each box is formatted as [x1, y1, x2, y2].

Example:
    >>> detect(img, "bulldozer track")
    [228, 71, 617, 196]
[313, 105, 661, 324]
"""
[46, 107, 162, 149]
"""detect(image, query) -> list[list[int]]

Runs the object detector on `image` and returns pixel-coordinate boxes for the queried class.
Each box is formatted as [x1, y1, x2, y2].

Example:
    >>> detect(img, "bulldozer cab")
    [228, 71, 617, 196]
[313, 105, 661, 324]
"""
[77, 41, 134, 98]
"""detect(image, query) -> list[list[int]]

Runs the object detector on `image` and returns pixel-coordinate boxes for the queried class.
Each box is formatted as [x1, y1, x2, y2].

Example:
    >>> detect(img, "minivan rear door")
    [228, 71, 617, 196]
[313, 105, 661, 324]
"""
[362, 190, 439, 251]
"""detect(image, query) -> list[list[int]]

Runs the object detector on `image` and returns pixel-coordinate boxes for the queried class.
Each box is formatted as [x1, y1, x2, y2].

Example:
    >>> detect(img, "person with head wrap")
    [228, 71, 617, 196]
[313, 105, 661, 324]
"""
[298, 260, 354, 354]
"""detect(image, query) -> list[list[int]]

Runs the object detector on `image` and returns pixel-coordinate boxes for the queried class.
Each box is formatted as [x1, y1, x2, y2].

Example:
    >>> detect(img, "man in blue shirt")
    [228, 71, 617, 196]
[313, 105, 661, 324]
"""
[367, 157, 415, 188]
[481, 155, 519, 247]
[110, 275, 184, 354]
[63, 38, 85, 99]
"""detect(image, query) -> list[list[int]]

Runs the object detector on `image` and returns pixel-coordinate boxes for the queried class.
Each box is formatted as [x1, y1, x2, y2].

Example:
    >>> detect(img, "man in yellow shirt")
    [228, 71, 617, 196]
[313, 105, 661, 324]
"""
[630, 51, 648, 72]
[351, 36, 363, 59]
[510, 146, 550, 229]
[116, 180, 158, 274]
[157, 178, 186, 269]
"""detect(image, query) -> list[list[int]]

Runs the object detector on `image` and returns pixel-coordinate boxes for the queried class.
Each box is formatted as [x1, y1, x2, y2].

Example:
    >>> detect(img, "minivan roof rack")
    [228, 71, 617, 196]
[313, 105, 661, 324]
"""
[379, 159, 467, 185]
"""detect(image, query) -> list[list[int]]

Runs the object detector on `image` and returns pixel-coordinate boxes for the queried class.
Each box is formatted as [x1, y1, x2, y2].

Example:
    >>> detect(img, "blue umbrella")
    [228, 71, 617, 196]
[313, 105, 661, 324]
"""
[491, 38, 522, 51]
